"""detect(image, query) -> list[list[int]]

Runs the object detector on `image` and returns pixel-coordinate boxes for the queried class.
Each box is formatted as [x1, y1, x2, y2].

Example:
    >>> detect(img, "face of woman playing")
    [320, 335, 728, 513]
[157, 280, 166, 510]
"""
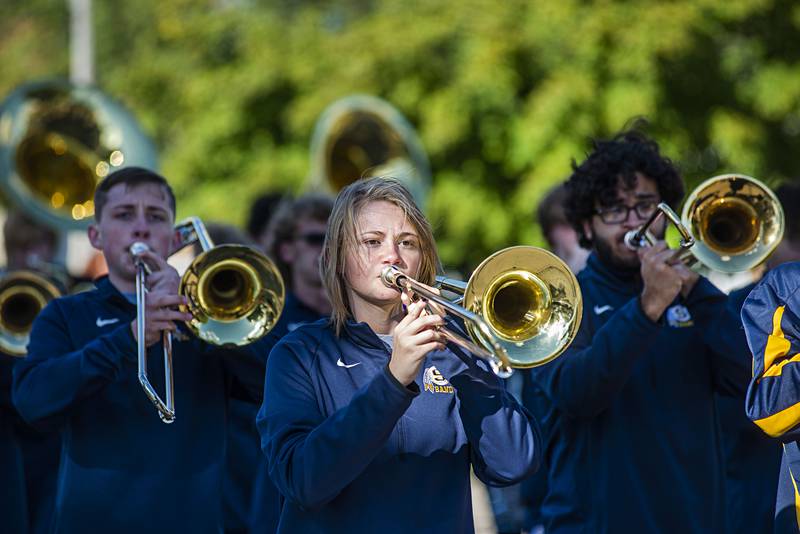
[345, 200, 423, 318]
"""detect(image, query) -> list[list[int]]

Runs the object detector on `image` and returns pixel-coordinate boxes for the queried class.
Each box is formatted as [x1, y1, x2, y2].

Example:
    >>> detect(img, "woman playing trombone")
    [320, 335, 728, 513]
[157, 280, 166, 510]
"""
[257, 176, 541, 532]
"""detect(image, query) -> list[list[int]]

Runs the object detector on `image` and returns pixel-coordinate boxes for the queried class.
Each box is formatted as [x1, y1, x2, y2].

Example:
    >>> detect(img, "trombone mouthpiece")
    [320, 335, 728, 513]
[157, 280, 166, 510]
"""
[129, 242, 150, 257]
[624, 230, 644, 251]
[381, 266, 406, 289]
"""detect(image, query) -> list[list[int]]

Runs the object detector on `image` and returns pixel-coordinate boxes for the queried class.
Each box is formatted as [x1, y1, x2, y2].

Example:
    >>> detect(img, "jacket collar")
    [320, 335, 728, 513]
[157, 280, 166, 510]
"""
[94, 275, 136, 310]
[342, 319, 391, 350]
[586, 252, 642, 292]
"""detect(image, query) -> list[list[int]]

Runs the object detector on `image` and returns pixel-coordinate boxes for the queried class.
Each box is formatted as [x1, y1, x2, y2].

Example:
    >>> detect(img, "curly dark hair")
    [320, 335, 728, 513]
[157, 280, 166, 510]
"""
[565, 130, 685, 249]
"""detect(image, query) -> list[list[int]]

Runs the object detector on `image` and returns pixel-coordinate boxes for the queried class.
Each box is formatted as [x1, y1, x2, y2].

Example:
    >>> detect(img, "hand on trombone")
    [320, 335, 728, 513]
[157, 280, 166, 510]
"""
[130, 249, 192, 348]
[388, 288, 446, 387]
[638, 241, 698, 322]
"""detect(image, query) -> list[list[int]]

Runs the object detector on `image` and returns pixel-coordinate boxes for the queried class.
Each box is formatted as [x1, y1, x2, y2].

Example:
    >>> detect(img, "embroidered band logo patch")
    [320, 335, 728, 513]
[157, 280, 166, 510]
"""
[423, 366, 454, 394]
[666, 304, 694, 328]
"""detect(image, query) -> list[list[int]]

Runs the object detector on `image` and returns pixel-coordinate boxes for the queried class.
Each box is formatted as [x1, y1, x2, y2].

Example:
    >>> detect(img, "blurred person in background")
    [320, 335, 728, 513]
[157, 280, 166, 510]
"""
[247, 192, 286, 254]
[529, 130, 751, 533]
[1, 210, 60, 533]
[537, 183, 590, 274]
[516, 182, 590, 534]
[725, 183, 800, 534]
[250, 193, 334, 533]
[2, 210, 67, 534]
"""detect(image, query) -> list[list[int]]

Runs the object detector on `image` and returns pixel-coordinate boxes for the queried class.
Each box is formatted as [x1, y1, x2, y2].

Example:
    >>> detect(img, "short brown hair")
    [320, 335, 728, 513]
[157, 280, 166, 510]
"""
[265, 193, 334, 285]
[321, 177, 440, 335]
[94, 167, 176, 222]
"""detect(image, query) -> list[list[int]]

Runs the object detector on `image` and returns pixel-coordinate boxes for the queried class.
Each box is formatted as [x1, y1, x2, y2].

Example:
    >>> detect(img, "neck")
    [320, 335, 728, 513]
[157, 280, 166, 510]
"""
[293, 279, 331, 315]
[108, 271, 136, 294]
[350, 299, 405, 335]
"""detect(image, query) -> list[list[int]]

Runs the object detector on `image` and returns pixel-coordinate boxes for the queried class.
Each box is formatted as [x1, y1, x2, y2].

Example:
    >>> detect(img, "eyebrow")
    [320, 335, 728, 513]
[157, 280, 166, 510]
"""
[110, 203, 171, 215]
[359, 230, 419, 238]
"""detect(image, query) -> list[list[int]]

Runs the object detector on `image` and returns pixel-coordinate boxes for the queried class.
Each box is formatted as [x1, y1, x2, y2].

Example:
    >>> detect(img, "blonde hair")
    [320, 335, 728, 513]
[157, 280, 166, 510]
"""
[321, 177, 440, 336]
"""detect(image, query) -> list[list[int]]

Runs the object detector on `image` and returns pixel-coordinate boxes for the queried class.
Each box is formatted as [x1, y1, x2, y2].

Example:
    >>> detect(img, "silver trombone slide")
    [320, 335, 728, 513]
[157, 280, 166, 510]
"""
[381, 265, 513, 378]
[132, 241, 175, 424]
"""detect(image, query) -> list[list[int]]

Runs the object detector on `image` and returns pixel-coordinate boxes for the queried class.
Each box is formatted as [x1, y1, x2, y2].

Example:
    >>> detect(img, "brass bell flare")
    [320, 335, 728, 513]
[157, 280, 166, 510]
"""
[0, 271, 62, 357]
[180, 245, 285, 347]
[682, 174, 784, 273]
[462, 246, 583, 369]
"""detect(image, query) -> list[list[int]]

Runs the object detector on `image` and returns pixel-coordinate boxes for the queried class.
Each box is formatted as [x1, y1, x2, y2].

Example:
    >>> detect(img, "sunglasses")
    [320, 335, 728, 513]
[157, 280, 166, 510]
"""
[296, 232, 326, 246]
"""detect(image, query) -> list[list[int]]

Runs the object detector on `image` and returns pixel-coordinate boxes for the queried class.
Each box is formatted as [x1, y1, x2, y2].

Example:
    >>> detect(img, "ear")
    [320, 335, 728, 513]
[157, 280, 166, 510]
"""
[279, 241, 297, 264]
[582, 220, 593, 241]
[87, 224, 102, 251]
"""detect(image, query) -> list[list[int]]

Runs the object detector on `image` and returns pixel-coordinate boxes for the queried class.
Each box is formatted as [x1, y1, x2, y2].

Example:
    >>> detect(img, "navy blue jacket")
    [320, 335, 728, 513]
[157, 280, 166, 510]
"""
[529, 253, 750, 533]
[257, 317, 541, 533]
[717, 282, 781, 534]
[247, 293, 327, 534]
[12, 276, 267, 533]
[1, 353, 28, 533]
[741, 262, 800, 534]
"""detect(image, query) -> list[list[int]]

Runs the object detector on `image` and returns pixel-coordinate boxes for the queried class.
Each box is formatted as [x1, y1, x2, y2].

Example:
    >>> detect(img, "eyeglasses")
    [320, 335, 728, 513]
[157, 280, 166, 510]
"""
[595, 200, 659, 224]
[296, 232, 326, 246]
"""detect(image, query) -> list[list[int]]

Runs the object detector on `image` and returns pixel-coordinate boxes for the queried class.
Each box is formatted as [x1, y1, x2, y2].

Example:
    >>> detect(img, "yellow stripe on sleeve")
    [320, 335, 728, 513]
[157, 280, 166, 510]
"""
[753, 307, 800, 437]
[754, 404, 800, 437]
[762, 306, 793, 378]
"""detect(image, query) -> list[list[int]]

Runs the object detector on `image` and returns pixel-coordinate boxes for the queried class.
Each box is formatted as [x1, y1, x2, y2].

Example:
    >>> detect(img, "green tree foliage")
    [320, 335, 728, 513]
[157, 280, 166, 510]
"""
[1, 0, 799, 269]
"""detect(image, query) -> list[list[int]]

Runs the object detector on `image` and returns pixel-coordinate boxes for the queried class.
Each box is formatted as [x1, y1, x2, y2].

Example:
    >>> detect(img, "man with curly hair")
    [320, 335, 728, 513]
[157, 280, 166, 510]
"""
[526, 130, 751, 533]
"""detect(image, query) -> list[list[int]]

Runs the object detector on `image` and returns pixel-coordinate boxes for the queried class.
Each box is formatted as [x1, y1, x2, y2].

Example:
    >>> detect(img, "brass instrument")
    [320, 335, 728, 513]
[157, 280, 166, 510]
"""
[308, 95, 431, 207]
[624, 175, 784, 273]
[0, 80, 154, 356]
[0, 271, 62, 357]
[681, 174, 783, 273]
[0, 80, 158, 229]
[382, 246, 582, 377]
[132, 217, 284, 423]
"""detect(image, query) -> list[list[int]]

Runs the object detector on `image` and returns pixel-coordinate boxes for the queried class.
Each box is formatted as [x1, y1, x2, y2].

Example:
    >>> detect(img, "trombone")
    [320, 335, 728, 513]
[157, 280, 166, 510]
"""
[624, 174, 784, 273]
[382, 246, 582, 377]
[132, 217, 285, 423]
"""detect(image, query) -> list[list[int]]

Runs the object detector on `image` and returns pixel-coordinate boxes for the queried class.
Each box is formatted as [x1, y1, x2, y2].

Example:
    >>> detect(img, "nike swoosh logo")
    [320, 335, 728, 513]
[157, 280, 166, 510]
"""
[96, 317, 120, 327]
[593, 305, 613, 315]
[336, 358, 361, 369]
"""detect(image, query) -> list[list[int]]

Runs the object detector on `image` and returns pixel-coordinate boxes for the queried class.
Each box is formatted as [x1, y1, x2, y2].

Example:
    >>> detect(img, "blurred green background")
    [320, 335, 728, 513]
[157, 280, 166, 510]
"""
[2, 0, 799, 270]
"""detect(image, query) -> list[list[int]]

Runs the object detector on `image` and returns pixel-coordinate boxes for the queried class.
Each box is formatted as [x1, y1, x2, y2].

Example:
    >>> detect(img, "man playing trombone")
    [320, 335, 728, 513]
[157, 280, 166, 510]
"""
[526, 129, 751, 533]
[12, 167, 270, 533]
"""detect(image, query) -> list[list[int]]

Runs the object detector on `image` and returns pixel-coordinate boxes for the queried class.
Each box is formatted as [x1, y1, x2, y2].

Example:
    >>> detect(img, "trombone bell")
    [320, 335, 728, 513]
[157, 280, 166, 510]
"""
[462, 246, 582, 368]
[181, 245, 284, 346]
[682, 174, 784, 273]
[0, 271, 62, 356]
[482, 270, 551, 343]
